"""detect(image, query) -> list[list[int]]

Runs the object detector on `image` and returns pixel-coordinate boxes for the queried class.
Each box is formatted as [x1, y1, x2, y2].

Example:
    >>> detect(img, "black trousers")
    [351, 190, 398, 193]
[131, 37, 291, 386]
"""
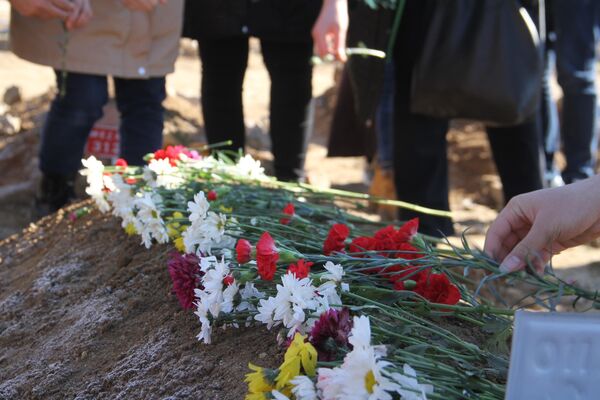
[392, 0, 543, 237]
[198, 36, 313, 181]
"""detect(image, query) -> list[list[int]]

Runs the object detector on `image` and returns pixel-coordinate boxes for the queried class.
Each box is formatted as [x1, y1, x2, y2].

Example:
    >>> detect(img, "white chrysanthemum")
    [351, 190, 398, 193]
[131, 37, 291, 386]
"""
[316, 281, 342, 313]
[232, 154, 267, 180]
[134, 193, 169, 248]
[202, 211, 227, 241]
[194, 301, 212, 344]
[386, 364, 433, 400]
[80, 156, 110, 212]
[349, 315, 372, 349]
[274, 274, 320, 335]
[323, 261, 345, 282]
[316, 316, 399, 400]
[237, 282, 266, 312]
[188, 191, 210, 223]
[291, 375, 318, 400]
[195, 256, 238, 317]
[107, 174, 135, 219]
[255, 297, 279, 329]
[148, 158, 184, 189]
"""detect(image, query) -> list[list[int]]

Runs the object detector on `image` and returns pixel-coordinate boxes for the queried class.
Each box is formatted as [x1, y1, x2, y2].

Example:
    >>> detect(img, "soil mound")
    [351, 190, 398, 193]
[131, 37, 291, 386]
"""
[0, 202, 281, 400]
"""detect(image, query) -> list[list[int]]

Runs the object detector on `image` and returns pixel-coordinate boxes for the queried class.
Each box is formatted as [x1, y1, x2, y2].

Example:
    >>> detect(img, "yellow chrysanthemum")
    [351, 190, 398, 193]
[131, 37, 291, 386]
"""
[219, 205, 233, 213]
[124, 223, 137, 236]
[276, 333, 317, 390]
[245, 363, 274, 397]
[174, 237, 186, 253]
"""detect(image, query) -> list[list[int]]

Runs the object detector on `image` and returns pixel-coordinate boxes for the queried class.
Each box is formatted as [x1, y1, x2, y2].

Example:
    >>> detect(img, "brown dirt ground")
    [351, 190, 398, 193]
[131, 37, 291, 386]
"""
[0, 203, 283, 400]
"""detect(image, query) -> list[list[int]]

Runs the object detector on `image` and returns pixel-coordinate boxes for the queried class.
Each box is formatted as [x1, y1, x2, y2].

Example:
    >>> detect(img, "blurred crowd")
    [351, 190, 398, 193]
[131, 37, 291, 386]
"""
[6, 0, 600, 252]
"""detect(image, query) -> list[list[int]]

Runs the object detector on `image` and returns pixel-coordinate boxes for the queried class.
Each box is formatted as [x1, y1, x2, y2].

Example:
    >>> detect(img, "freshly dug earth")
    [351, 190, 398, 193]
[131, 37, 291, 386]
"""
[0, 202, 282, 400]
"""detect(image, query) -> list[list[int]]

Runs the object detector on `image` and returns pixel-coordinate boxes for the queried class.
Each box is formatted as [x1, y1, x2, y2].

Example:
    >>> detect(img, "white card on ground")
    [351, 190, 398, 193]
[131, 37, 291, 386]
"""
[506, 310, 600, 400]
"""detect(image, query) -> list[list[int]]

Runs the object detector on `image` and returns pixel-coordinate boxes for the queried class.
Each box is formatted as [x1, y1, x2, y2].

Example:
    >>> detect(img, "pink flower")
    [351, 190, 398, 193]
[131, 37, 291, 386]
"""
[167, 252, 203, 310]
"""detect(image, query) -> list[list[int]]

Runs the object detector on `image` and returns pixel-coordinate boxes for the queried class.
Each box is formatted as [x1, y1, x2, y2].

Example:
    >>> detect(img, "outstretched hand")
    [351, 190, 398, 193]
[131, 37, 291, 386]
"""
[311, 0, 349, 62]
[484, 175, 600, 273]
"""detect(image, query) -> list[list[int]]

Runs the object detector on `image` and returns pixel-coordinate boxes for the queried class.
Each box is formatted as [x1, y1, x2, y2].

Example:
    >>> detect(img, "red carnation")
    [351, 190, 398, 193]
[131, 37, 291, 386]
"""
[390, 267, 426, 288]
[125, 177, 137, 185]
[349, 236, 378, 255]
[280, 202, 295, 225]
[115, 158, 128, 169]
[235, 239, 253, 264]
[323, 223, 350, 256]
[415, 273, 461, 305]
[309, 308, 354, 361]
[256, 232, 279, 281]
[287, 259, 313, 279]
[374, 225, 397, 252]
[207, 190, 218, 201]
[223, 275, 235, 286]
[153, 149, 167, 161]
[395, 218, 419, 243]
[167, 252, 203, 310]
[393, 242, 423, 260]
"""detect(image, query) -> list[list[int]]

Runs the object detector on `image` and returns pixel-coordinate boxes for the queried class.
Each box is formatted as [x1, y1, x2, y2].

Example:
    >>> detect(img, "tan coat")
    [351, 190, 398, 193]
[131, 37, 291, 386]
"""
[10, 0, 184, 79]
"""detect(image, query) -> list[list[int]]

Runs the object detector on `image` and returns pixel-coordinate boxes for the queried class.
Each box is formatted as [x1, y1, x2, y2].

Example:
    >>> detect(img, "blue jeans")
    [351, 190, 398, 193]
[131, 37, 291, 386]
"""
[40, 72, 166, 175]
[549, 0, 600, 183]
[375, 61, 395, 172]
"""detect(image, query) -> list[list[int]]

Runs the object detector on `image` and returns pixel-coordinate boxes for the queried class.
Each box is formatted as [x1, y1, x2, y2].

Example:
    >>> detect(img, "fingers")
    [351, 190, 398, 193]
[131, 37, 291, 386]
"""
[332, 25, 347, 62]
[312, 28, 330, 59]
[498, 221, 553, 274]
[40, 2, 71, 19]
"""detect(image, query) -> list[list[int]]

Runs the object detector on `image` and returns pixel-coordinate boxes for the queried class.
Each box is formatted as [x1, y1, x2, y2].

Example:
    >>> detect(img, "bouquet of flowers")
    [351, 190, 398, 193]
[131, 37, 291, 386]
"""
[80, 146, 599, 400]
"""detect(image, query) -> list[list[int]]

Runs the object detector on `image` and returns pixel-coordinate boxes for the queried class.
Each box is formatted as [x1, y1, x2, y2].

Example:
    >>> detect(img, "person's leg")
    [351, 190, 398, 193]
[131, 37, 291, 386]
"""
[541, 49, 563, 187]
[40, 71, 108, 175]
[553, 0, 599, 183]
[487, 118, 545, 203]
[114, 77, 166, 165]
[260, 39, 313, 181]
[198, 36, 249, 153]
[392, 0, 452, 237]
[38, 71, 108, 213]
[375, 61, 396, 172]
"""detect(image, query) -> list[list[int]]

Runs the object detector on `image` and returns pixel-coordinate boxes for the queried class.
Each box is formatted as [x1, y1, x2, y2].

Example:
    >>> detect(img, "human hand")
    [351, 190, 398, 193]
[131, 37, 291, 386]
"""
[311, 0, 349, 62]
[10, 0, 74, 20]
[484, 175, 600, 273]
[121, 0, 167, 12]
[65, 0, 92, 31]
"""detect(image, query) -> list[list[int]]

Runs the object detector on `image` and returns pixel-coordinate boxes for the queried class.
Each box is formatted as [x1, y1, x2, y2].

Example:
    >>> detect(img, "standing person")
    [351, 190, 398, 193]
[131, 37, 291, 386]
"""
[183, 0, 322, 182]
[10, 0, 185, 214]
[313, 0, 545, 237]
[545, 0, 600, 185]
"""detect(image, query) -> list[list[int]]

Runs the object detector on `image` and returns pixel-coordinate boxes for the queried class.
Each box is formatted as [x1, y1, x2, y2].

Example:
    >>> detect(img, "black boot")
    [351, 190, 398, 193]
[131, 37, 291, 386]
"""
[34, 173, 77, 218]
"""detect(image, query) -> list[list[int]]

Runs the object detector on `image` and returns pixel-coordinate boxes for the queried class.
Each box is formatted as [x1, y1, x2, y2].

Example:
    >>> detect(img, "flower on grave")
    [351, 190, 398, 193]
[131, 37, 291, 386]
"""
[236, 239, 254, 264]
[414, 273, 461, 306]
[81, 156, 111, 213]
[207, 190, 218, 201]
[309, 308, 353, 361]
[257, 232, 279, 281]
[245, 363, 278, 399]
[281, 203, 295, 225]
[167, 252, 202, 310]
[323, 223, 350, 256]
[287, 259, 313, 279]
[255, 273, 321, 336]
[276, 333, 318, 390]
[316, 316, 433, 400]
